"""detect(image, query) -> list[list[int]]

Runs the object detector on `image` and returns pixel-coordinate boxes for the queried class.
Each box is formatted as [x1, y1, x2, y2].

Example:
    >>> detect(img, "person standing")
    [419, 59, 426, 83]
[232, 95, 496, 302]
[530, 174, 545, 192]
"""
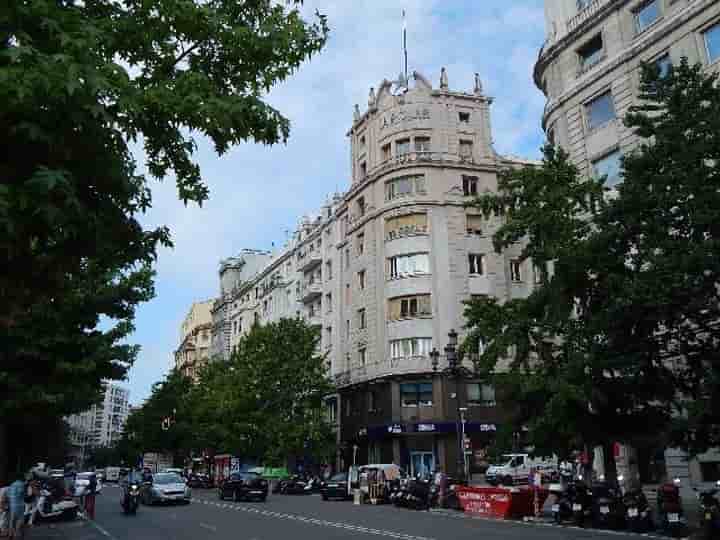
[0, 479, 9, 538]
[6, 472, 26, 540]
[83, 474, 97, 520]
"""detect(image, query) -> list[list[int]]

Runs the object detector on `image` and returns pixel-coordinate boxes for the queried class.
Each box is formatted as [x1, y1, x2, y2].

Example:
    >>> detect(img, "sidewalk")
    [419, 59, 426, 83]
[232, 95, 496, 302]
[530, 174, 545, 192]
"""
[26, 519, 103, 540]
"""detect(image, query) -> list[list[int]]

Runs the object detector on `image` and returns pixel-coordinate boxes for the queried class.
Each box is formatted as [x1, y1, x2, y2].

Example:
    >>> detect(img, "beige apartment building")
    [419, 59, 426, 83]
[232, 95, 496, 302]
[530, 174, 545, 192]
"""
[175, 300, 214, 381]
[210, 68, 541, 476]
[535, 0, 720, 487]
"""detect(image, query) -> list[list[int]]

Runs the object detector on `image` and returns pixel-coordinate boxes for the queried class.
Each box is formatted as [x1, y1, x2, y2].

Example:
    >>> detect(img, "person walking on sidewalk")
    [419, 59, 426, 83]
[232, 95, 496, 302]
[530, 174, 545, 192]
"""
[0, 478, 9, 538]
[6, 472, 26, 540]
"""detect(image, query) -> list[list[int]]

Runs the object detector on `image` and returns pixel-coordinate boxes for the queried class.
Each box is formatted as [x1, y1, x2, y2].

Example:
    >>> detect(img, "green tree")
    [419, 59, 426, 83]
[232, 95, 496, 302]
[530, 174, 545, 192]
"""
[0, 0, 327, 478]
[463, 59, 720, 480]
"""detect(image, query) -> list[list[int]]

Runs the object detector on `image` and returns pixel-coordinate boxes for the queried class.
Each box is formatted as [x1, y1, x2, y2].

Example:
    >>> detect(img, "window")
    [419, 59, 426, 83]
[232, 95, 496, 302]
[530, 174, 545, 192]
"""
[534, 263, 547, 285]
[359, 162, 367, 179]
[358, 308, 366, 329]
[547, 125, 556, 145]
[325, 325, 332, 342]
[358, 270, 366, 290]
[325, 260, 332, 280]
[359, 347, 367, 366]
[385, 175, 426, 200]
[468, 254, 484, 275]
[655, 54, 672, 78]
[368, 390, 377, 411]
[357, 196, 366, 217]
[385, 213, 428, 239]
[345, 249, 350, 269]
[510, 260, 522, 282]
[344, 397, 352, 417]
[586, 91, 615, 130]
[346, 319, 350, 338]
[466, 214, 483, 235]
[414, 137, 431, 153]
[387, 253, 430, 279]
[388, 294, 432, 320]
[390, 338, 432, 359]
[635, 1, 659, 33]
[325, 293, 333, 313]
[578, 34, 604, 71]
[458, 111, 470, 123]
[382, 143, 391, 161]
[704, 23, 720, 64]
[701, 462, 720, 482]
[462, 175, 478, 196]
[577, 0, 592, 10]
[345, 283, 350, 304]
[467, 383, 496, 407]
[396, 139, 410, 157]
[459, 140, 473, 160]
[357, 233, 364, 255]
[400, 382, 433, 407]
[592, 149, 622, 187]
[359, 135, 366, 149]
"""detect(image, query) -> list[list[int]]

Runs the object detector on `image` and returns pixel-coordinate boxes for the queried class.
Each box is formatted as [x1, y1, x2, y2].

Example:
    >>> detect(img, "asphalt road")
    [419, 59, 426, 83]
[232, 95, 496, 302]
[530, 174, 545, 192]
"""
[37, 485, 668, 540]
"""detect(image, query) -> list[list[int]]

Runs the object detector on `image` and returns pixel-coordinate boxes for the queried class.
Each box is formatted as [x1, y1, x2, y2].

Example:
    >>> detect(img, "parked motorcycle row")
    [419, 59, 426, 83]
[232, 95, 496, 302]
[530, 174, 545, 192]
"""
[549, 475, 719, 538]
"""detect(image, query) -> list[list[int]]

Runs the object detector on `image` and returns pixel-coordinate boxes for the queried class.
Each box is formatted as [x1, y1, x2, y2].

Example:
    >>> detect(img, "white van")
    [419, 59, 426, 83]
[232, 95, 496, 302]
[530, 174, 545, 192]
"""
[104, 467, 120, 482]
[485, 454, 556, 486]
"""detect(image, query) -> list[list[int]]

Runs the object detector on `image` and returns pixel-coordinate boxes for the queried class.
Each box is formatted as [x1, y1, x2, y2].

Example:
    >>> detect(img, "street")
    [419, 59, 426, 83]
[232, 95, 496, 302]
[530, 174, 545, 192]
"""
[32, 485, 665, 540]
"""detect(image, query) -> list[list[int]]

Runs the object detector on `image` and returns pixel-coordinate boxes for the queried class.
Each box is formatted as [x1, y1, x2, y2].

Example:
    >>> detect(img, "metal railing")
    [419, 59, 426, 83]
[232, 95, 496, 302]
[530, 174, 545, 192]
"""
[567, 0, 612, 34]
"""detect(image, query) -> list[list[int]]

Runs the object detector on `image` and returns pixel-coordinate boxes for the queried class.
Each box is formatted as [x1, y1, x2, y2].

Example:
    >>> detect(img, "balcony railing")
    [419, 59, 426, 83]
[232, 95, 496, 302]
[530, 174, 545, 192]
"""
[567, 0, 611, 34]
[368, 151, 476, 180]
[385, 224, 428, 242]
[298, 247, 322, 272]
[332, 355, 476, 388]
[301, 281, 322, 303]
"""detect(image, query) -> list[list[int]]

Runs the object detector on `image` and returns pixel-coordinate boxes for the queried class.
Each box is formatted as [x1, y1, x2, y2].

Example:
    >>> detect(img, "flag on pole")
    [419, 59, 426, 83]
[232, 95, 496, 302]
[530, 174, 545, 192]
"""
[402, 9, 408, 80]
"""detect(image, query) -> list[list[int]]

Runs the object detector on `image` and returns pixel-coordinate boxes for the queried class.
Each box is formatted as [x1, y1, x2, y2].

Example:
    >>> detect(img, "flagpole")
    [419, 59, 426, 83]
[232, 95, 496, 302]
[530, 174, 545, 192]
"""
[403, 10, 408, 81]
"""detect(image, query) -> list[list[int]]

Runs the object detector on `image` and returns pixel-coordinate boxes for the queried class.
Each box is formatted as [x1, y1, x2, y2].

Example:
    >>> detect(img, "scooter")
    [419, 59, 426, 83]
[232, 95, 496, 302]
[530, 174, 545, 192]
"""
[619, 475, 653, 533]
[568, 476, 593, 527]
[33, 488, 79, 522]
[697, 480, 720, 539]
[657, 478, 689, 538]
[590, 479, 624, 530]
[121, 483, 141, 515]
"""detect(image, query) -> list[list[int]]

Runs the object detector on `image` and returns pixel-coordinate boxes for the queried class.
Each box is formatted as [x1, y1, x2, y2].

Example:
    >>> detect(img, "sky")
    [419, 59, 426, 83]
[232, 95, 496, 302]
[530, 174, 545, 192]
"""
[123, 0, 548, 404]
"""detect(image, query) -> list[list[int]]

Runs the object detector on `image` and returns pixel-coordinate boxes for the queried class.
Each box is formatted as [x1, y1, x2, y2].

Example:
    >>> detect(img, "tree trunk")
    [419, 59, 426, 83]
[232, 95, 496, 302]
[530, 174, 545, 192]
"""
[603, 441, 618, 487]
[0, 422, 7, 483]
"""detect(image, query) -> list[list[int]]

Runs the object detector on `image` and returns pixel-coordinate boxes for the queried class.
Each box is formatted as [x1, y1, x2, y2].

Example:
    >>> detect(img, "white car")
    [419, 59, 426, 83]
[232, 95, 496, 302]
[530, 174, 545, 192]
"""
[74, 472, 103, 496]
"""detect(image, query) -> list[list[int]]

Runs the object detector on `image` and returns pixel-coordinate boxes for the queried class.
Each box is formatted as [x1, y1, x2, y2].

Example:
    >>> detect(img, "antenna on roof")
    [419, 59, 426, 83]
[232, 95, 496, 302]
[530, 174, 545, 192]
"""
[402, 9, 408, 83]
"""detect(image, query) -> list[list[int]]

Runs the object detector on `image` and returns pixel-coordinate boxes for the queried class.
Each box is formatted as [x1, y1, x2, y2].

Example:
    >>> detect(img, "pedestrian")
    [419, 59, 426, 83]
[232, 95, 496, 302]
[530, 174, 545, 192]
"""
[6, 471, 26, 540]
[83, 474, 97, 520]
[434, 466, 447, 508]
[1, 478, 9, 538]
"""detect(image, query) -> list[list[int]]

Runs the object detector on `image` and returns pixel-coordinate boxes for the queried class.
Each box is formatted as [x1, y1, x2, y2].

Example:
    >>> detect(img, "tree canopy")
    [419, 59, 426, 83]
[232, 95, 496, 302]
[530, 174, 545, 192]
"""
[121, 318, 335, 468]
[463, 59, 720, 475]
[0, 0, 328, 431]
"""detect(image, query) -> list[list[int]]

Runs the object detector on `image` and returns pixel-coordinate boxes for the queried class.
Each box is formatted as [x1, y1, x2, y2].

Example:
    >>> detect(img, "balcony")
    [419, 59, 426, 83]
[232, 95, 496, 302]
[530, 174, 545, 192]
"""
[385, 224, 428, 242]
[306, 311, 322, 327]
[567, 0, 611, 35]
[301, 281, 322, 303]
[368, 151, 477, 180]
[298, 247, 322, 272]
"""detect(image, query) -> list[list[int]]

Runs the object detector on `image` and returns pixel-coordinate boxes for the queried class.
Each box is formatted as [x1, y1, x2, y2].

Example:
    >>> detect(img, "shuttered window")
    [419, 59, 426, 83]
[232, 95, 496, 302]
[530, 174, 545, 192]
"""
[385, 213, 428, 239]
[388, 295, 432, 321]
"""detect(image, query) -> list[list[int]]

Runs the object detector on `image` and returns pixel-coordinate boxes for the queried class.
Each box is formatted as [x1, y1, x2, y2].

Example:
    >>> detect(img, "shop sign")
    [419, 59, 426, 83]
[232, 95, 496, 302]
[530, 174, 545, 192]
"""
[387, 424, 404, 434]
[479, 424, 497, 432]
[357, 428, 368, 437]
[380, 107, 431, 130]
[417, 423, 436, 432]
[230, 457, 240, 473]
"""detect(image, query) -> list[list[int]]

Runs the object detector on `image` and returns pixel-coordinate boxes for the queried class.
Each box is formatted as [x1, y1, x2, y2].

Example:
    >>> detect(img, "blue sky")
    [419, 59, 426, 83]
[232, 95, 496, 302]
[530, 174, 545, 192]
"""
[123, 0, 548, 404]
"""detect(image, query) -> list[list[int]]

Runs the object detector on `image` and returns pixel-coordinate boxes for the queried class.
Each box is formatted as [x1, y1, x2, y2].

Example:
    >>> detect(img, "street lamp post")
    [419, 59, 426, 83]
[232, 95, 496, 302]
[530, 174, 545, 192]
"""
[431, 329, 474, 485]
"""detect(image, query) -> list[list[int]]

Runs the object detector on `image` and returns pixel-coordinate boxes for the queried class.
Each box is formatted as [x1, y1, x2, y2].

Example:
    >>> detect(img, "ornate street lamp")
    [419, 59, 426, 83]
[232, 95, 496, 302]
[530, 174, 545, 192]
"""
[431, 329, 474, 484]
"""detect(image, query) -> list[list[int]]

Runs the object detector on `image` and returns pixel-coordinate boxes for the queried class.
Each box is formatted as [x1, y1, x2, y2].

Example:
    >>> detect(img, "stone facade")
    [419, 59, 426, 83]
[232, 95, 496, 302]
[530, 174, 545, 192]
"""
[175, 300, 214, 381]
[535, 0, 720, 488]
[209, 68, 540, 476]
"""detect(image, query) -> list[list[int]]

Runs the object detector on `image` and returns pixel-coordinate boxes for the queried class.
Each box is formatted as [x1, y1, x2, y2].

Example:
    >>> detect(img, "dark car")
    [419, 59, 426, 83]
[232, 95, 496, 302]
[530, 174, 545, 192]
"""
[320, 472, 350, 501]
[187, 473, 212, 489]
[277, 475, 310, 495]
[218, 472, 268, 502]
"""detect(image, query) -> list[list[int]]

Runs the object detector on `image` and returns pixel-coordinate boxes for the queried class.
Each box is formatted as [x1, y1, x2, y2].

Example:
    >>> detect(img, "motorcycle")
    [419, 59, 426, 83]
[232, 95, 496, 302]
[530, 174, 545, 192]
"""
[550, 482, 573, 524]
[590, 480, 624, 530]
[657, 478, 688, 538]
[121, 483, 140, 515]
[32, 487, 79, 522]
[619, 476, 653, 533]
[567, 477, 593, 527]
[697, 480, 720, 539]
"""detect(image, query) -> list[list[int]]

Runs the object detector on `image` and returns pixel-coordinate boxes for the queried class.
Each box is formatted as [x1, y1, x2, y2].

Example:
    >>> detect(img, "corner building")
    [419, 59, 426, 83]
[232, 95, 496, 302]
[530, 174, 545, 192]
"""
[535, 0, 720, 486]
[211, 70, 539, 477]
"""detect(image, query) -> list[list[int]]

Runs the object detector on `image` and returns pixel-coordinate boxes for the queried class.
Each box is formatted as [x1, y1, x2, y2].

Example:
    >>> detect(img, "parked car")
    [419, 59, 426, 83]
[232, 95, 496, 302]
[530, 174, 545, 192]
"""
[187, 473, 212, 489]
[161, 468, 185, 478]
[276, 475, 310, 495]
[104, 467, 120, 483]
[141, 472, 191, 505]
[485, 454, 556, 486]
[320, 472, 351, 501]
[218, 472, 268, 502]
[74, 472, 103, 496]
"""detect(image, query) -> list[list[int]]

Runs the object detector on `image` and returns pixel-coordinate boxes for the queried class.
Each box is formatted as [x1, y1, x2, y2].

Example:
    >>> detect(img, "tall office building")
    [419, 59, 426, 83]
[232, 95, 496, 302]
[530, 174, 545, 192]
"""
[211, 68, 541, 476]
[534, 0, 720, 485]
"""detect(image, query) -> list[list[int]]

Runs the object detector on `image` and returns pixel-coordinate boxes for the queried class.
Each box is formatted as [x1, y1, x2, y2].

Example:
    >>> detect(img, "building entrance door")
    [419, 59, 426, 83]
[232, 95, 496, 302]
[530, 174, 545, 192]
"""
[410, 452, 434, 478]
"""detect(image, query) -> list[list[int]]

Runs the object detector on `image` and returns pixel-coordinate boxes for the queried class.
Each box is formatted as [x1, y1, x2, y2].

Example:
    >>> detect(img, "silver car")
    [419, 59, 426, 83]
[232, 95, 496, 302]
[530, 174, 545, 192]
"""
[141, 473, 191, 505]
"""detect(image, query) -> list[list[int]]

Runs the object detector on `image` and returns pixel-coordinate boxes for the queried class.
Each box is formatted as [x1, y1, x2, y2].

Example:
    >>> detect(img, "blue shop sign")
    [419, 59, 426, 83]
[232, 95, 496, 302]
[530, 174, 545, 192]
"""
[367, 422, 497, 439]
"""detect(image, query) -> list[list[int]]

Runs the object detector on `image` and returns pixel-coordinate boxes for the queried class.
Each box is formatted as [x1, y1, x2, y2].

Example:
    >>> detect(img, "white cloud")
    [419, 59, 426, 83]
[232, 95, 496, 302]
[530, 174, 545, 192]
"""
[126, 0, 547, 404]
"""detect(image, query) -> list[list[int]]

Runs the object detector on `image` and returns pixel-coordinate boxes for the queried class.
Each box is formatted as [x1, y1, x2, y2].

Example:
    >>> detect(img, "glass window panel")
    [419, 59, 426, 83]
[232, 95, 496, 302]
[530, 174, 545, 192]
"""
[656, 54, 672, 78]
[635, 1, 659, 33]
[586, 92, 616, 130]
[396, 140, 410, 156]
[467, 383, 481, 403]
[415, 138, 431, 152]
[705, 23, 720, 63]
[592, 150, 622, 187]
[578, 34, 604, 70]
[481, 384, 496, 405]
